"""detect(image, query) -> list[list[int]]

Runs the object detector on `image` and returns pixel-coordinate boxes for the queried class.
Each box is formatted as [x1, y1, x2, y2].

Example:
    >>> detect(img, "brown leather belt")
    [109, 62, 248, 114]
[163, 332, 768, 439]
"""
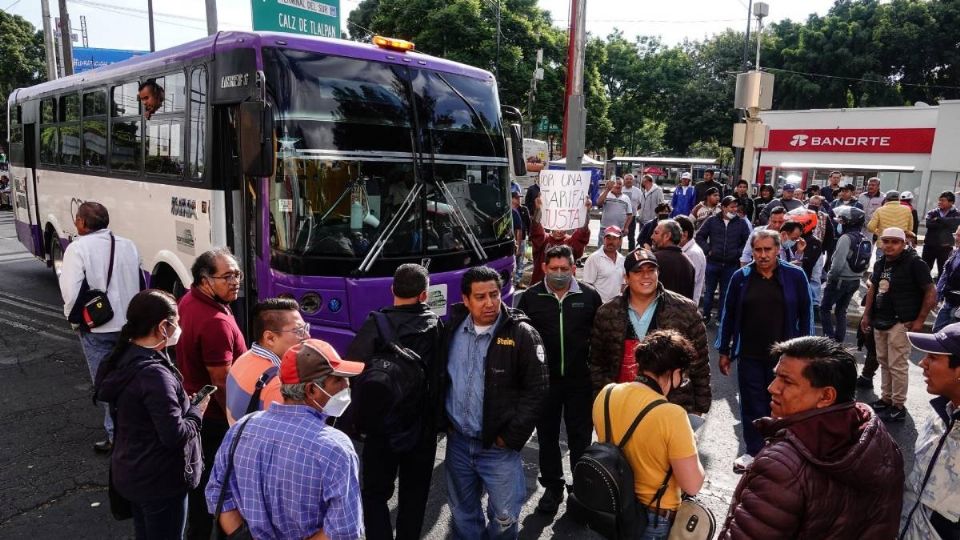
[645, 505, 677, 520]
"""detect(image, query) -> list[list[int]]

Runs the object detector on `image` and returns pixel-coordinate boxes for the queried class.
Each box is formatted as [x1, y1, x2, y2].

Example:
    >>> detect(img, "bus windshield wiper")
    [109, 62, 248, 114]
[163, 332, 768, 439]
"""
[434, 73, 498, 158]
[356, 182, 423, 274]
[433, 179, 488, 262]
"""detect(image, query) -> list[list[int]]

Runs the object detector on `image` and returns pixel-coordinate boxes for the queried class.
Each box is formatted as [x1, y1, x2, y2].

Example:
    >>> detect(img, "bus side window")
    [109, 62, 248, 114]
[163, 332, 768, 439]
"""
[82, 90, 107, 169]
[188, 66, 207, 180]
[59, 94, 81, 167]
[39, 98, 58, 166]
[111, 82, 143, 173]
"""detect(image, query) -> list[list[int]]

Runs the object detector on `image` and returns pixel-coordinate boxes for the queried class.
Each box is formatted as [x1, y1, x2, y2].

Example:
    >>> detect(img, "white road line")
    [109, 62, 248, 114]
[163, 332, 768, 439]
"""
[0, 295, 68, 323]
[0, 290, 63, 313]
[0, 254, 36, 265]
[0, 307, 74, 338]
[0, 317, 75, 345]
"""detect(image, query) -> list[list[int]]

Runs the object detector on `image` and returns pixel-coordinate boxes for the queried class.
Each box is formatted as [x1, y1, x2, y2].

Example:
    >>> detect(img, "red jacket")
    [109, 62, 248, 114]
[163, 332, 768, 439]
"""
[720, 402, 903, 540]
[529, 220, 590, 284]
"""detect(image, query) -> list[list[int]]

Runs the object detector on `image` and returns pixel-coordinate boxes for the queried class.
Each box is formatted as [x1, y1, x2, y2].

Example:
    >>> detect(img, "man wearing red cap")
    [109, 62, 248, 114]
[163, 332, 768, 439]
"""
[205, 339, 365, 540]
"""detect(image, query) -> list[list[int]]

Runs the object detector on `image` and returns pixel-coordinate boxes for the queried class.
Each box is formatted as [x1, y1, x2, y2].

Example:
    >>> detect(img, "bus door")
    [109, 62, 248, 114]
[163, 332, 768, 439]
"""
[12, 113, 43, 257]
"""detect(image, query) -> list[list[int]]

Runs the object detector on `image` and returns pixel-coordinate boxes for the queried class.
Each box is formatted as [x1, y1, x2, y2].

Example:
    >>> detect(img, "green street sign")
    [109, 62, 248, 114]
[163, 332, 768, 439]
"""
[251, 0, 341, 39]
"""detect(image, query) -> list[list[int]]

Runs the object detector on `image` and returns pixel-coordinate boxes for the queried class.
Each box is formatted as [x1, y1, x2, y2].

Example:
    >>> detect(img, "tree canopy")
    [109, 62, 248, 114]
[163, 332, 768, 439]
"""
[0, 11, 45, 145]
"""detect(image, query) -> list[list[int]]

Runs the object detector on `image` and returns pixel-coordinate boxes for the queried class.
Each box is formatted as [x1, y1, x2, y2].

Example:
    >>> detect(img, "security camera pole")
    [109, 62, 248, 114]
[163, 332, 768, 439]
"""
[732, 2, 773, 187]
[561, 0, 587, 172]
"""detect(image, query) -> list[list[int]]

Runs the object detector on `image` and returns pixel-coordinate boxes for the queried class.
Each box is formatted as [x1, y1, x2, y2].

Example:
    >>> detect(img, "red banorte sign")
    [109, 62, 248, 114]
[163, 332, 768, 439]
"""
[764, 128, 936, 153]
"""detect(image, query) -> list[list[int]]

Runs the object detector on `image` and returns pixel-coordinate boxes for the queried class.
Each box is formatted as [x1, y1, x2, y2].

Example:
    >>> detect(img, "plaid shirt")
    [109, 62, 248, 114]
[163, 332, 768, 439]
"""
[205, 404, 363, 540]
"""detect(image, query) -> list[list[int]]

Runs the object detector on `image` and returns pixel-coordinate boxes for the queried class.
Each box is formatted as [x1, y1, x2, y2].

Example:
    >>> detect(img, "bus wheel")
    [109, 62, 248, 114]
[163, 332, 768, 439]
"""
[48, 231, 64, 278]
[152, 265, 187, 300]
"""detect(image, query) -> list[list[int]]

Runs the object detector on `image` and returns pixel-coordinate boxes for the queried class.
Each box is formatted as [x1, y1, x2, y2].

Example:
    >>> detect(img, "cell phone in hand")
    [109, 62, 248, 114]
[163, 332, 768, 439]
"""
[191, 385, 217, 406]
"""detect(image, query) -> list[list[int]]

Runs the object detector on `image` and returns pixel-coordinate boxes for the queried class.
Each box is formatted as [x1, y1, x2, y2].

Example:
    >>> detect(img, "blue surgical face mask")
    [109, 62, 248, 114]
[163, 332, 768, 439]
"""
[783, 239, 797, 250]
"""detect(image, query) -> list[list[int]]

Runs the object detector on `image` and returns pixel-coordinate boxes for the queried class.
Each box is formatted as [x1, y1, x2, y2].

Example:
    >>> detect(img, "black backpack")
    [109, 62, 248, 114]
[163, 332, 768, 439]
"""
[568, 386, 671, 539]
[351, 312, 427, 452]
[844, 231, 873, 273]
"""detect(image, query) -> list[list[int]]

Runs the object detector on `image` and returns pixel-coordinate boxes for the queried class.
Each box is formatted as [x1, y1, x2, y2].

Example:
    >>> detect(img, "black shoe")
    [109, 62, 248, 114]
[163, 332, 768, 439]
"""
[870, 399, 891, 412]
[881, 406, 906, 423]
[536, 487, 565, 515]
[93, 439, 113, 453]
[856, 375, 874, 389]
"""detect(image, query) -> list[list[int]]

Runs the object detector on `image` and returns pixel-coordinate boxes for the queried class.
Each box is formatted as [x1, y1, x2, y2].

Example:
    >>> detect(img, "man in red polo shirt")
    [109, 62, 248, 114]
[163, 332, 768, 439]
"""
[176, 247, 247, 540]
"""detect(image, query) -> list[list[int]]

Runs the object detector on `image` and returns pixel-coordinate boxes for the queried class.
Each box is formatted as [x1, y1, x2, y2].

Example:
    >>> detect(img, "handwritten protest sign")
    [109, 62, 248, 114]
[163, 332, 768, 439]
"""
[539, 170, 591, 230]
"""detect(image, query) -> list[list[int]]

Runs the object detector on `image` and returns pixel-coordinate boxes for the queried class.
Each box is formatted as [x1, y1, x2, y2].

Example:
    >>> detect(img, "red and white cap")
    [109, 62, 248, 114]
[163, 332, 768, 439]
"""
[280, 339, 364, 384]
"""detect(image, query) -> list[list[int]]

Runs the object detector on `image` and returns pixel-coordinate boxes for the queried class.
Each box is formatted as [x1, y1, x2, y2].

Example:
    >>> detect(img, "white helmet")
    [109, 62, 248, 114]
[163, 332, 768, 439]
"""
[900, 191, 914, 201]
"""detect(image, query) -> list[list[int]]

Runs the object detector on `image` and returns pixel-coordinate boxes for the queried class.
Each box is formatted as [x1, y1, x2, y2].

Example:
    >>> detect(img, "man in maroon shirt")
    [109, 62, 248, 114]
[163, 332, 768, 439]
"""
[176, 247, 248, 539]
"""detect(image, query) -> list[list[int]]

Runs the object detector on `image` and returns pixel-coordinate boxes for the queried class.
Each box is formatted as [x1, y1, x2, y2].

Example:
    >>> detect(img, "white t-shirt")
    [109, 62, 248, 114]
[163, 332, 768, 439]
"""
[601, 193, 634, 228]
[681, 240, 707, 303]
[582, 249, 626, 303]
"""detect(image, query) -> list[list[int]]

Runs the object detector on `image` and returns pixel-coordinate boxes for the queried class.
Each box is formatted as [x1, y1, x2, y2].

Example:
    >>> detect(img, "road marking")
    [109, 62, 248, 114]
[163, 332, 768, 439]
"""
[0, 307, 74, 338]
[0, 295, 68, 323]
[0, 290, 63, 313]
[0, 315, 75, 344]
[0, 253, 36, 265]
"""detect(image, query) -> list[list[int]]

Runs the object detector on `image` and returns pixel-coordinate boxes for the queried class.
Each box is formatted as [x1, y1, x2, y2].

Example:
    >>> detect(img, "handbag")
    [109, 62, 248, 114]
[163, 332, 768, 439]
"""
[210, 415, 257, 540]
[668, 496, 716, 540]
[67, 233, 116, 330]
[107, 468, 133, 521]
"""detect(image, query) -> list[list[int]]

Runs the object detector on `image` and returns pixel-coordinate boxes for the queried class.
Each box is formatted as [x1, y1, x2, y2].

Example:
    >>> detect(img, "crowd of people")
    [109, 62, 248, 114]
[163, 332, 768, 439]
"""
[58, 185, 960, 540]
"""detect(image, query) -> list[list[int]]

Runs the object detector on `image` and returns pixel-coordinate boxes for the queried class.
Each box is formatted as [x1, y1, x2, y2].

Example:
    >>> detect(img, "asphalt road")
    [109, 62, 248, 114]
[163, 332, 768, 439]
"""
[0, 209, 935, 539]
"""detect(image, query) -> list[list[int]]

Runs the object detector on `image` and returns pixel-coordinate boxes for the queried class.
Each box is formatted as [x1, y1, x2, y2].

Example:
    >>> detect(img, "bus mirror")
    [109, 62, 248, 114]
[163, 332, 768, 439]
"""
[509, 123, 525, 177]
[239, 101, 276, 178]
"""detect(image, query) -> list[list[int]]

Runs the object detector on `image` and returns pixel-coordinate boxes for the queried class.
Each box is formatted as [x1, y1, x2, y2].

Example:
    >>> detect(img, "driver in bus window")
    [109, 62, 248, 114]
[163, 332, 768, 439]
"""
[138, 79, 164, 120]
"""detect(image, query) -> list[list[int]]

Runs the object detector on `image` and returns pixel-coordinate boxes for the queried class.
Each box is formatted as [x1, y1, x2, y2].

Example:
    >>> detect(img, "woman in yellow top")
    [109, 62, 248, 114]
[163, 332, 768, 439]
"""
[593, 329, 706, 539]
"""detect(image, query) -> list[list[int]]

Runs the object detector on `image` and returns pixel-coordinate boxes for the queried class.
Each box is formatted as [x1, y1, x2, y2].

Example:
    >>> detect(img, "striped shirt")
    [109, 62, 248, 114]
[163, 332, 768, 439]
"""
[205, 404, 363, 540]
[225, 344, 283, 426]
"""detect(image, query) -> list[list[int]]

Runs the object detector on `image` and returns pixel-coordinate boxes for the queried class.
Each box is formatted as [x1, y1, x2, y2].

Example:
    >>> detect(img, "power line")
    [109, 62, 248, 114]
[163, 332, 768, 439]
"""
[552, 17, 741, 24]
[2, 0, 23, 11]
[69, 0, 207, 24]
[68, 0, 207, 32]
[759, 66, 960, 91]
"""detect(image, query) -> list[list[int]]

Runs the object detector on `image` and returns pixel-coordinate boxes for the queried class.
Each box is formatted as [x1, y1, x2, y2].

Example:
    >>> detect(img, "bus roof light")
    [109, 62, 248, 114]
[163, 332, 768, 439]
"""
[373, 35, 415, 52]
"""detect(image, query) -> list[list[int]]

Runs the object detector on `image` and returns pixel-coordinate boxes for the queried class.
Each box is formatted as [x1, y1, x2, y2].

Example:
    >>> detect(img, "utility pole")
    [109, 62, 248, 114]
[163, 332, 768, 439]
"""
[80, 15, 89, 48]
[147, 0, 156, 52]
[525, 49, 544, 138]
[733, 3, 772, 188]
[561, 0, 587, 171]
[58, 0, 74, 75]
[731, 0, 752, 186]
[40, 0, 58, 80]
[205, 0, 218, 35]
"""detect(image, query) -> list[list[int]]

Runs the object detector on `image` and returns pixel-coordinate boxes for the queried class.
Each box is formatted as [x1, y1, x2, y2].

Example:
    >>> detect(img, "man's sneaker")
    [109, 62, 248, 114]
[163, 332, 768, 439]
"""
[881, 406, 906, 423]
[93, 439, 113, 453]
[870, 399, 892, 412]
[856, 375, 874, 389]
[732, 454, 754, 474]
[536, 486, 565, 515]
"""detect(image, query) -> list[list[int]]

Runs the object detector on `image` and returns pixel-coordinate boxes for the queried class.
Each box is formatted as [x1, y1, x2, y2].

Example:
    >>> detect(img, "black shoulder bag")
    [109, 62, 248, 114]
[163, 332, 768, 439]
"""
[67, 233, 116, 330]
[211, 416, 256, 540]
[244, 366, 279, 416]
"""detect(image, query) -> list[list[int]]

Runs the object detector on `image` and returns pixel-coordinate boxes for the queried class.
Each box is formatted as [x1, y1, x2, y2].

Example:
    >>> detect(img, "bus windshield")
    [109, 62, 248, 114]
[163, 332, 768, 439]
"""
[262, 48, 511, 266]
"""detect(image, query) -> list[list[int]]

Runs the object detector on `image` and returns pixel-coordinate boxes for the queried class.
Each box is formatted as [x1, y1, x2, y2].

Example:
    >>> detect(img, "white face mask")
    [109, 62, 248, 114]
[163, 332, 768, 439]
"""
[164, 324, 182, 347]
[725, 212, 737, 220]
[312, 385, 352, 417]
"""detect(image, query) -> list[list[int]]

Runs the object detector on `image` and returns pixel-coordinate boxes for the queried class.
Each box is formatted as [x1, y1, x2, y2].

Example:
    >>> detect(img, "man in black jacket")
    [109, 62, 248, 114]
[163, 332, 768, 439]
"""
[695, 196, 751, 323]
[652, 219, 696, 300]
[442, 266, 548, 539]
[346, 263, 442, 540]
[516, 245, 602, 515]
[923, 190, 960, 279]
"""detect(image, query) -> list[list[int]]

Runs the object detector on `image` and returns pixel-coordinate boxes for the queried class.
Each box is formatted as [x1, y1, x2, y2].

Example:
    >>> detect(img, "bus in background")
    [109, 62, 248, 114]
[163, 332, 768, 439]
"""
[6, 31, 526, 352]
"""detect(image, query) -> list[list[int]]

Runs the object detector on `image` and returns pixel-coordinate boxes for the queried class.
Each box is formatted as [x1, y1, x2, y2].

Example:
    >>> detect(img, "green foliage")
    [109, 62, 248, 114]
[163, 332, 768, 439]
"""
[0, 11, 46, 144]
[346, 0, 960, 158]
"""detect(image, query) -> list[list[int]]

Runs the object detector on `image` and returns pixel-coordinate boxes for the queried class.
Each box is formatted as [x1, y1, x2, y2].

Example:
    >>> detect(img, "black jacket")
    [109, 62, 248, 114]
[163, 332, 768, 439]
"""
[654, 245, 696, 300]
[95, 345, 203, 502]
[925, 207, 960, 248]
[440, 303, 549, 450]
[695, 214, 752, 264]
[346, 303, 443, 433]
[515, 280, 602, 381]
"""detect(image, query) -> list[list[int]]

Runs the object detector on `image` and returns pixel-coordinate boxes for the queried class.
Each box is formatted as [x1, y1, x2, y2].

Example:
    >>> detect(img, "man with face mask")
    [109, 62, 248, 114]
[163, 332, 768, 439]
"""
[60, 202, 143, 454]
[517, 245, 602, 514]
[205, 339, 365, 540]
[177, 248, 248, 539]
[636, 202, 672, 250]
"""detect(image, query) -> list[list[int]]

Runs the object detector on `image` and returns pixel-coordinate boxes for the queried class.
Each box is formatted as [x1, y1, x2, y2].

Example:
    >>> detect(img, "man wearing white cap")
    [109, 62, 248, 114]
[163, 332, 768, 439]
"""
[671, 172, 696, 218]
[860, 227, 936, 422]
[583, 225, 627, 303]
[206, 339, 365, 539]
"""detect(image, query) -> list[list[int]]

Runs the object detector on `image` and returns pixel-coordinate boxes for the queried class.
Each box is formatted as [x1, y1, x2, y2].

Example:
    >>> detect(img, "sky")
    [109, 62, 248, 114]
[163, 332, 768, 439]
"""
[2, 0, 837, 53]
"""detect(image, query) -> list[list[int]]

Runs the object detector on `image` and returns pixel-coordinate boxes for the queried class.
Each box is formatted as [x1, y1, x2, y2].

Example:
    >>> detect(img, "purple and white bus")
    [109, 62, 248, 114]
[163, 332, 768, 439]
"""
[6, 31, 526, 351]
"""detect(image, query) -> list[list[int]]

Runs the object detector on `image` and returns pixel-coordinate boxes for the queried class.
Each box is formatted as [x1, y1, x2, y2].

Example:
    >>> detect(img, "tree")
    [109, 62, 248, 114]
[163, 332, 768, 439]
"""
[0, 12, 46, 144]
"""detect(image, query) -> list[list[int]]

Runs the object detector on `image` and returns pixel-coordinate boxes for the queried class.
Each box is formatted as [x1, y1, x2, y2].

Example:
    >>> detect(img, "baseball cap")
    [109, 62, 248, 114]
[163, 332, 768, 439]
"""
[880, 227, 906, 241]
[623, 248, 658, 273]
[884, 189, 901, 201]
[603, 225, 622, 238]
[907, 322, 960, 357]
[280, 339, 364, 384]
[782, 183, 797, 192]
[680, 172, 692, 179]
[511, 191, 520, 199]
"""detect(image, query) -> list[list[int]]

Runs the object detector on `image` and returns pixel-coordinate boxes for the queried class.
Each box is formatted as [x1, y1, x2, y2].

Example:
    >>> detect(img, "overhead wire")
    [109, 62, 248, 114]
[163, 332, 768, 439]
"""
[758, 66, 960, 91]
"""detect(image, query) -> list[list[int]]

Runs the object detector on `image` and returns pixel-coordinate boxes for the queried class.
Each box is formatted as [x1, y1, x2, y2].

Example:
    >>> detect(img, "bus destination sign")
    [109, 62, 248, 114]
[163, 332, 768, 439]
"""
[251, 0, 341, 39]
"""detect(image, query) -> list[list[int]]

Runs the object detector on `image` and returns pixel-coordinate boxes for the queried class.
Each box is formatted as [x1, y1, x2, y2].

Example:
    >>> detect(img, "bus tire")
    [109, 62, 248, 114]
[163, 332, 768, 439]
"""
[151, 264, 187, 300]
[47, 227, 64, 278]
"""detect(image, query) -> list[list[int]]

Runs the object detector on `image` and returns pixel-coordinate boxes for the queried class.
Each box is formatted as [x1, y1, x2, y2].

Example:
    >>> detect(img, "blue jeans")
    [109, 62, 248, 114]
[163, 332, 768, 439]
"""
[446, 430, 526, 539]
[702, 261, 736, 318]
[934, 303, 958, 332]
[78, 331, 119, 440]
[820, 279, 860, 343]
[131, 494, 188, 540]
[738, 355, 778, 456]
[638, 508, 674, 540]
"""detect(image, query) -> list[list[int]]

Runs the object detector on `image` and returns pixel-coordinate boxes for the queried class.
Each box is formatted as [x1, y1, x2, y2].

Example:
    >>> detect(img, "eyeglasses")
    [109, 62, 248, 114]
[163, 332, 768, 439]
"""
[275, 323, 310, 338]
[207, 271, 244, 284]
